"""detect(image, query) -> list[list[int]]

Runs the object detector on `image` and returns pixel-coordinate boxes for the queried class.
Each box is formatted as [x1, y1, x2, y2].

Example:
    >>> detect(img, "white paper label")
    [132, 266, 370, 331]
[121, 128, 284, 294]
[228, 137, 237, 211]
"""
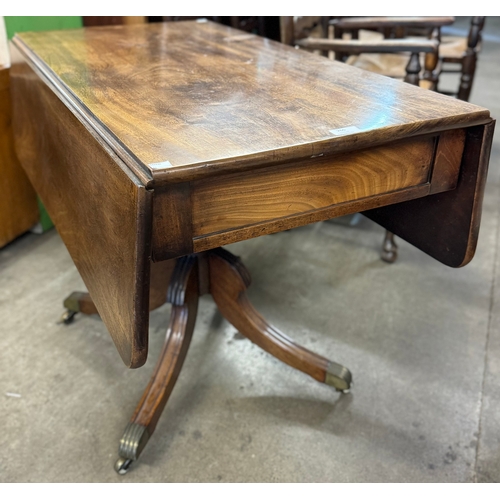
[149, 161, 173, 169]
[329, 126, 361, 136]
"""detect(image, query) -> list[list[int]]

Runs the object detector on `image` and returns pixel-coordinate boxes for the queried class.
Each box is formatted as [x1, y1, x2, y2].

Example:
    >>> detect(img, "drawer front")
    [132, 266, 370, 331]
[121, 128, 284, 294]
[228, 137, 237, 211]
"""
[192, 135, 436, 236]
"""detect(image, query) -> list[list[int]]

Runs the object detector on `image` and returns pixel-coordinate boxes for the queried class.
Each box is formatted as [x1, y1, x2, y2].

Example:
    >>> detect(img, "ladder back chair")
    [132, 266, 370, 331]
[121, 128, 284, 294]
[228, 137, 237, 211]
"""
[438, 16, 486, 101]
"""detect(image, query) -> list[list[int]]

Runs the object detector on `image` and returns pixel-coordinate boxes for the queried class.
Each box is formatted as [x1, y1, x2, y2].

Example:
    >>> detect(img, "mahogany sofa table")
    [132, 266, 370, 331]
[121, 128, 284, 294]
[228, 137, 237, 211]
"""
[10, 21, 494, 474]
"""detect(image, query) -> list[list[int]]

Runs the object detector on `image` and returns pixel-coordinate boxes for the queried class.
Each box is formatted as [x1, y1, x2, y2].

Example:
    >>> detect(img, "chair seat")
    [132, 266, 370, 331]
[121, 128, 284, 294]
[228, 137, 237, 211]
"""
[346, 52, 409, 78]
[344, 30, 432, 89]
[439, 35, 468, 60]
[419, 79, 434, 90]
[344, 30, 424, 79]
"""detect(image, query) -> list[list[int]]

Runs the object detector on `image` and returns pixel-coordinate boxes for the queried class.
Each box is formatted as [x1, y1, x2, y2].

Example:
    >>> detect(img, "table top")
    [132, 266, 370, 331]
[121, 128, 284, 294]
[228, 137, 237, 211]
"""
[13, 20, 490, 186]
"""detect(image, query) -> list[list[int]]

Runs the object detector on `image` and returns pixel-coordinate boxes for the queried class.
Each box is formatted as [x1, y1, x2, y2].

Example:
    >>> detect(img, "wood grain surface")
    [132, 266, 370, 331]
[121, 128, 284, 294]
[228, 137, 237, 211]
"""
[192, 135, 435, 236]
[10, 56, 152, 368]
[12, 21, 490, 186]
[0, 67, 38, 248]
[192, 184, 432, 253]
[151, 183, 193, 261]
[430, 129, 466, 194]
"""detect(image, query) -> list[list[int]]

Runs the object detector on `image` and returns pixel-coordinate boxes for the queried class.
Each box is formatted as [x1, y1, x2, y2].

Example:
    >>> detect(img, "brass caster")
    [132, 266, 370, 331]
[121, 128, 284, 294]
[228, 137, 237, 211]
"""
[381, 231, 398, 264]
[325, 361, 352, 392]
[114, 422, 150, 474]
[58, 310, 77, 325]
[114, 457, 133, 475]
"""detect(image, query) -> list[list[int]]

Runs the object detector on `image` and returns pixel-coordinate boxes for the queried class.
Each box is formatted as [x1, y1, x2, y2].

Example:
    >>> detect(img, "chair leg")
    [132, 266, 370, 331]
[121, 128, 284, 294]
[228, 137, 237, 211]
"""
[381, 230, 398, 263]
[457, 52, 477, 102]
[208, 247, 352, 393]
[114, 255, 199, 474]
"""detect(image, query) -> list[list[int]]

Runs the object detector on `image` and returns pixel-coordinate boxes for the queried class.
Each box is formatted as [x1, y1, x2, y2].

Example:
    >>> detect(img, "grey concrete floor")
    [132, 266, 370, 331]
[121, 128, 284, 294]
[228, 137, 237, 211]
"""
[1, 17, 500, 483]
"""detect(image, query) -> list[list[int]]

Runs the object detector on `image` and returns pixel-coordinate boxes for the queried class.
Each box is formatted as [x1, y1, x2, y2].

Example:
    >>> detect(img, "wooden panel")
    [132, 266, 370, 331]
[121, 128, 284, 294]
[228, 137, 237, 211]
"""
[12, 21, 490, 186]
[152, 183, 193, 261]
[297, 38, 438, 54]
[82, 17, 147, 27]
[0, 67, 39, 248]
[332, 17, 455, 30]
[10, 58, 152, 368]
[192, 136, 435, 237]
[430, 128, 466, 194]
[364, 121, 495, 268]
[82, 17, 124, 27]
[193, 184, 430, 253]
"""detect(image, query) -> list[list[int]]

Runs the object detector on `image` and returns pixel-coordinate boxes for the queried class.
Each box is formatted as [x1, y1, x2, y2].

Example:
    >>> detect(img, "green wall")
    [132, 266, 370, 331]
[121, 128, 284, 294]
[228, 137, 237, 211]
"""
[4, 16, 83, 40]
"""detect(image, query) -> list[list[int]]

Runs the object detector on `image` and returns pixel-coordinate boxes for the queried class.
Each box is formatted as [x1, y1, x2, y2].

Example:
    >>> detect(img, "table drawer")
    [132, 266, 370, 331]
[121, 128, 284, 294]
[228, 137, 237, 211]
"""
[152, 129, 465, 259]
[195, 130, 463, 227]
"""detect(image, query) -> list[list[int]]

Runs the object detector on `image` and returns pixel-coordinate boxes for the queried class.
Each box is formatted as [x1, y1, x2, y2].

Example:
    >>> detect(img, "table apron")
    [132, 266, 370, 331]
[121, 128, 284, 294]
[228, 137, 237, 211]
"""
[152, 129, 465, 260]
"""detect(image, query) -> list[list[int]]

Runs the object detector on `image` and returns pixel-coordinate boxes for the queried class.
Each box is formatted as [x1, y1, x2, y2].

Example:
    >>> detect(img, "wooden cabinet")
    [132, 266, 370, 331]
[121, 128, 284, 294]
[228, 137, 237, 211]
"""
[0, 66, 38, 248]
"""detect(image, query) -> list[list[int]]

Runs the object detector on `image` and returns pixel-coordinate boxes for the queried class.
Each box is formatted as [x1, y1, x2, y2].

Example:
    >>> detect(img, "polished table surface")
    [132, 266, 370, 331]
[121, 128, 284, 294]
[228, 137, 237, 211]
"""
[10, 21, 495, 369]
[12, 21, 490, 180]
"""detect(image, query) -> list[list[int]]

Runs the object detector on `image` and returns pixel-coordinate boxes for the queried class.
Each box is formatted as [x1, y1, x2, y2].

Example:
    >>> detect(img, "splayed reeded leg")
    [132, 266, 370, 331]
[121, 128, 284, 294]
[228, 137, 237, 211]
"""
[208, 247, 352, 393]
[114, 255, 199, 474]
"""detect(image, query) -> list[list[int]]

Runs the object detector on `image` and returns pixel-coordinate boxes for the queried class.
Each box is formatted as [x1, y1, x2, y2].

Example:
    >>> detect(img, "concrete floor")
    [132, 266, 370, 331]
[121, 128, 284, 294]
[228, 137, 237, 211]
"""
[1, 17, 500, 483]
